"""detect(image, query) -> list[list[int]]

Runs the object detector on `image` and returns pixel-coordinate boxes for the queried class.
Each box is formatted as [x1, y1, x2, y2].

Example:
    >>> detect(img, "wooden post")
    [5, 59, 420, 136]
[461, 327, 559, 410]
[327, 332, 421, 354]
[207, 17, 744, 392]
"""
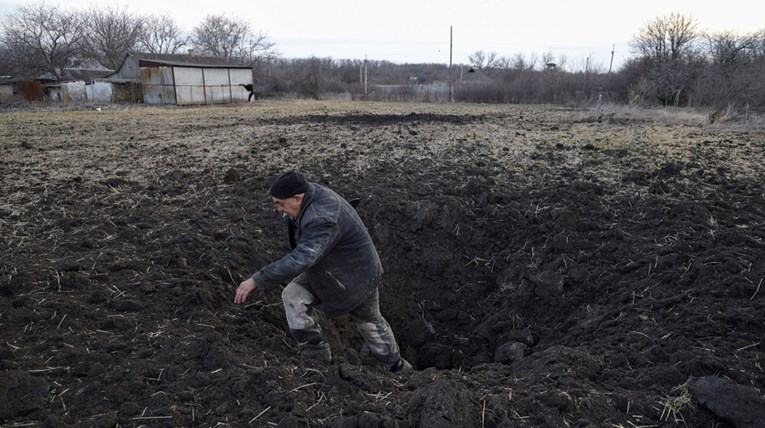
[584, 56, 590, 100]
[364, 56, 368, 99]
[449, 26, 453, 103]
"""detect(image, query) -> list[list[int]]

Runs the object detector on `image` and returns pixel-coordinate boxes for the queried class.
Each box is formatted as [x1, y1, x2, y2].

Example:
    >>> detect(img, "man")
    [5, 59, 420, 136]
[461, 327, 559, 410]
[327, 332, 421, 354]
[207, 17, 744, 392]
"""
[235, 170, 412, 372]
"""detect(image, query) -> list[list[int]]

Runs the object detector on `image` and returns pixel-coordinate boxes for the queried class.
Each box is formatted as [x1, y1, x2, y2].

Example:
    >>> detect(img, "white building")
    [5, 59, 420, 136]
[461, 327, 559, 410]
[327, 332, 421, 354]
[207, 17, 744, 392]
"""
[106, 53, 253, 105]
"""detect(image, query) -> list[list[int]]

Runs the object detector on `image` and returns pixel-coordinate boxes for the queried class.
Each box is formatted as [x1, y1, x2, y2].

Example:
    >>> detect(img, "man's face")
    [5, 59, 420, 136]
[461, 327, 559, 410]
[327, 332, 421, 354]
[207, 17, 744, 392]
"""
[272, 194, 303, 219]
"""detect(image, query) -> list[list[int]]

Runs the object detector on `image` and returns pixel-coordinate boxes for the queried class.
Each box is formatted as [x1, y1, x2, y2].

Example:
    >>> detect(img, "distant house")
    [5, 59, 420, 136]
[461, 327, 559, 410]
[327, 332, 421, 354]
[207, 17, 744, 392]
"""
[106, 52, 253, 105]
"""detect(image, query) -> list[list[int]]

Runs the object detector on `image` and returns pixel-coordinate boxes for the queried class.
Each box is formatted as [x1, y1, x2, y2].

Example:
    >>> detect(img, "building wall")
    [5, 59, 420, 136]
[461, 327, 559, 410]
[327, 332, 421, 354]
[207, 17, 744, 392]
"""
[17, 80, 44, 101]
[201, 68, 233, 104]
[45, 81, 113, 103]
[62, 81, 87, 102]
[0, 85, 13, 101]
[141, 65, 252, 105]
[111, 82, 142, 103]
[89, 81, 113, 102]
[174, 67, 206, 105]
[108, 54, 254, 105]
[141, 65, 177, 105]
[229, 68, 253, 102]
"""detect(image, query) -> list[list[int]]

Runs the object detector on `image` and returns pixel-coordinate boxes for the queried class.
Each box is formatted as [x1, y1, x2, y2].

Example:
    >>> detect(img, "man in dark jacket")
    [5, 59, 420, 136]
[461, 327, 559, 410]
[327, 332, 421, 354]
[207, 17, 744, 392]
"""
[235, 170, 411, 372]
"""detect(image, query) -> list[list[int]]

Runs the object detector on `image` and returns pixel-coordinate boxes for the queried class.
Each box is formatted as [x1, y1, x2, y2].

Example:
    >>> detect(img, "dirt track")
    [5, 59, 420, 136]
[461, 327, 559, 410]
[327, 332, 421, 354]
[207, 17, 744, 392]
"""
[2, 101, 765, 427]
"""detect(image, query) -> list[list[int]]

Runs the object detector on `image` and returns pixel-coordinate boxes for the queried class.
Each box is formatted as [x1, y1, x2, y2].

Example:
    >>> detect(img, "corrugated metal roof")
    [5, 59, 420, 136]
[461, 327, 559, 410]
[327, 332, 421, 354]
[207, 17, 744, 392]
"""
[138, 58, 252, 69]
[105, 52, 252, 81]
[131, 53, 250, 68]
[64, 68, 115, 81]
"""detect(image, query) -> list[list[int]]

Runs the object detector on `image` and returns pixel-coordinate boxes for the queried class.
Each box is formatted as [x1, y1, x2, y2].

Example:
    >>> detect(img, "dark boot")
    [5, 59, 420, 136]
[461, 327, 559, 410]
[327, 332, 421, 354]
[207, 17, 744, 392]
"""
[390, 358, 413, 373]
[301, 341, 332, 363]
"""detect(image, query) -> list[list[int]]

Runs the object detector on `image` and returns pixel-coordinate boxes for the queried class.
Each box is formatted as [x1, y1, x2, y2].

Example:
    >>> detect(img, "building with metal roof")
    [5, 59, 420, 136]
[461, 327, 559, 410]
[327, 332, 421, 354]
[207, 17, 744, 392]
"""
[106, 52, 254, 105]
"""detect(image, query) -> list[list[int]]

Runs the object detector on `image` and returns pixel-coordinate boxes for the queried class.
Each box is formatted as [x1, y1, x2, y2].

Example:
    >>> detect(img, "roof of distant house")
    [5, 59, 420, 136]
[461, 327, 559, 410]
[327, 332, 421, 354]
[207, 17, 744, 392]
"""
[39, 68, 114, 82]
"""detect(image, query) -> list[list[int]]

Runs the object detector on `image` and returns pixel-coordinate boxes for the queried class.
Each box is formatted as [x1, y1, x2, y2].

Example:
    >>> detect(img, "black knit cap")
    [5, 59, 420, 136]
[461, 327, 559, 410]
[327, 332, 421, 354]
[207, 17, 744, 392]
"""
[269, 170, 308, 199]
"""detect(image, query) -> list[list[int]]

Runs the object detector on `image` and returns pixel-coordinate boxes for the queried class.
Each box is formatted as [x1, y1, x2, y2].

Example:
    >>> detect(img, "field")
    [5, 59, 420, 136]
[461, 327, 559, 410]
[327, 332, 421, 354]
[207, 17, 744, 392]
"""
[2, 100, 765, 427]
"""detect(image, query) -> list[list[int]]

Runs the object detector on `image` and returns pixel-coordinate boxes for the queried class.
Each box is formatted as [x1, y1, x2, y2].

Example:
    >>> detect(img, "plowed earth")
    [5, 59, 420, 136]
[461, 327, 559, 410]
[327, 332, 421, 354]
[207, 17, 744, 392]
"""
[1, 101, 764, 427]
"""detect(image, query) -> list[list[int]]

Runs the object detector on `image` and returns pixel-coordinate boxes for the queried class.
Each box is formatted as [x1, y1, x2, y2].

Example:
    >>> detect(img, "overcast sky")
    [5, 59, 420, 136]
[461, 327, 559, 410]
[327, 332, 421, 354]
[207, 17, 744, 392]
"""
[1, 0, 762, 71]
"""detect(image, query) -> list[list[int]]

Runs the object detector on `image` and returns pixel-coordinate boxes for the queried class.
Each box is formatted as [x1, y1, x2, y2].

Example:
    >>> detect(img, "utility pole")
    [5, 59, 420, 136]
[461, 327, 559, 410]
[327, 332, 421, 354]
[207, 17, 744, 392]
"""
[449, 26, 453, 103]
[585, 56, 591, 100]
[364, 56, 368, 99]
[608, 44, 615, 74]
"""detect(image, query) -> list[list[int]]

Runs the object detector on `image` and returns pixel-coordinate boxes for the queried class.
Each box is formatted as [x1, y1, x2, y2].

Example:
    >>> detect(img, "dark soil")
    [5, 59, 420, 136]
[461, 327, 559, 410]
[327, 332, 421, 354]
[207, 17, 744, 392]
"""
[1, 102, 764, 427]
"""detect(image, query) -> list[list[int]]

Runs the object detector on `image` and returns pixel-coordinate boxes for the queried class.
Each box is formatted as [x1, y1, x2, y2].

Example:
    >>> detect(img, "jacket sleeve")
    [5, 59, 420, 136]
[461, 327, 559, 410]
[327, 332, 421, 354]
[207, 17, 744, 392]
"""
[253, 215, 340, 292]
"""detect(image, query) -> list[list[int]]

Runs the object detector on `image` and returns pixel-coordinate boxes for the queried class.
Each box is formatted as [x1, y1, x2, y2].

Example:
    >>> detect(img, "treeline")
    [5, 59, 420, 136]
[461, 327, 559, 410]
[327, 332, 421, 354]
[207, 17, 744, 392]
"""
[2, 4, 764, 111]
[260, 14, 765, 112]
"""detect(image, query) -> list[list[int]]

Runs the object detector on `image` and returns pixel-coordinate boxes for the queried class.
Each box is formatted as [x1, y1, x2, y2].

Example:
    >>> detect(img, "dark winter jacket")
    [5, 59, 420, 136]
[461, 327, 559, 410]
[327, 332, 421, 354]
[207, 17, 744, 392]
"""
[252, 183, 383, 318]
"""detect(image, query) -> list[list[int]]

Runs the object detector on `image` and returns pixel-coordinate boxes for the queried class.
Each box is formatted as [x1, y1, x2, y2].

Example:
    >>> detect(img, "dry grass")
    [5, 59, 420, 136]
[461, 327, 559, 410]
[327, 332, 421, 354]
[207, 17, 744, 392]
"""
[659, 382, 695, 426]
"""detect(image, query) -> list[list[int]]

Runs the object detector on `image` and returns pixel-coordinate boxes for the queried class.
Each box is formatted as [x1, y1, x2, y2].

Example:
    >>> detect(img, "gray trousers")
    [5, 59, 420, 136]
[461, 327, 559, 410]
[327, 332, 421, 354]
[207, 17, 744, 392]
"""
[282, 275, 401, 368]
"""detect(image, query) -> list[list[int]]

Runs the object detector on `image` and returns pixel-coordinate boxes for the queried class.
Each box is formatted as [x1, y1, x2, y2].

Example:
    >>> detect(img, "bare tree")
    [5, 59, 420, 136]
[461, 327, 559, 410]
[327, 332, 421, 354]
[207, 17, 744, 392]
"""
[468, 50, 504, 78]
[468, 50, 487, 69]
[706, 31, 756, 66]
[138, 14, 188, 54]
[752, 29, 765, 58]
[82, 5, 143, 70]
[510, 52, 538, 71]
[630, 13, 703, 105]
[0, 1, 87, 79]
[698, 30, 763, 108]
[0, 43, 12, 75]
[493, 56, 511, 69]
[190, 14, 276, 64]
[751, 30, 765, 110]
[632, 12, 699, 61]
[302, 56, 328, 99]
[238, 31, 278, 65]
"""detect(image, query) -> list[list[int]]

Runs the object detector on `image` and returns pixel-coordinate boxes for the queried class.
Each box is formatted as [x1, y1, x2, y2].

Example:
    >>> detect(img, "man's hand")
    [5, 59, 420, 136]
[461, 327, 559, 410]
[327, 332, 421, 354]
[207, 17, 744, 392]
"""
[235, 277, 257, 304]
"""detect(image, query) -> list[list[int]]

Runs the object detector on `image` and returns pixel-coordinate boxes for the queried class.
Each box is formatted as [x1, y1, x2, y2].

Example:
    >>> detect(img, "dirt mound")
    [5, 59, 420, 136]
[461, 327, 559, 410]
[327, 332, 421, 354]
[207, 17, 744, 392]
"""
[1, 102, 764, 427]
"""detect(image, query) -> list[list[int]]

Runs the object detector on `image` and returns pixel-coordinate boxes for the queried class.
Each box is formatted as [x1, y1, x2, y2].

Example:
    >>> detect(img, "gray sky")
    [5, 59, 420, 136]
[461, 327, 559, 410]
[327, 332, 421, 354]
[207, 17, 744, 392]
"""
[1, 0, 762, 70]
